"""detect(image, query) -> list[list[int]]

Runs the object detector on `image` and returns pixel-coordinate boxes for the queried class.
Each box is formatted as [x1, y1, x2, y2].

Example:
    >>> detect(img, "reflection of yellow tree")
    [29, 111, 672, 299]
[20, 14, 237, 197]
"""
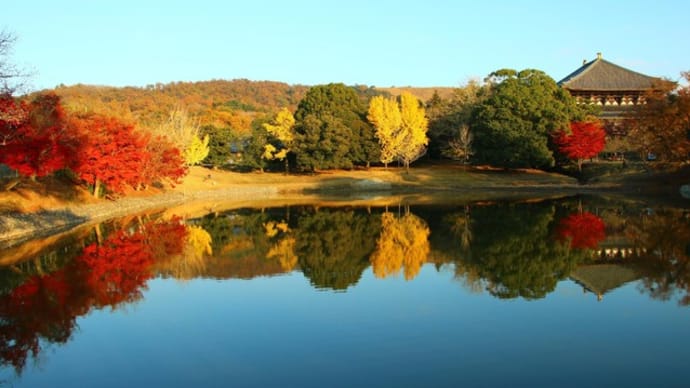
[266, 237, 298, 272]
[155, 225, 212, 280]
[186, 225, 213, 258]
[263, 221, 289, 238]
[370, 211, 430, 280]
[264, 221, 298, 272]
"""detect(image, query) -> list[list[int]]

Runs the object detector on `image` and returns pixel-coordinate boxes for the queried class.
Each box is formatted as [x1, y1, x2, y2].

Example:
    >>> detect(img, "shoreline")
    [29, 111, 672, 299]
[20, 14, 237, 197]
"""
[0, 182, 625, 249]
[0, 164, 686, 248]
[0, 184, 283, 248]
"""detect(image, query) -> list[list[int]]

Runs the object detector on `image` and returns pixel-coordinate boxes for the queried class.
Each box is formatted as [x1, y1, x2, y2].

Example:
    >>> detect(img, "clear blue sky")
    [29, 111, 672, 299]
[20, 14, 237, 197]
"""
[3, 0, 689, 91]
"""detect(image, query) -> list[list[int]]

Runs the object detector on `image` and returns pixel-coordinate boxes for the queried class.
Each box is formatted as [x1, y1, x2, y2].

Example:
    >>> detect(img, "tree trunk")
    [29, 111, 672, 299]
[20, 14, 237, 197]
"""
[94, 223, 103, 245]
[93, 177, 101, 198]
[405, 160, 410, 174]
[577, 159, 583, 172]
[284, 158, 289, 175]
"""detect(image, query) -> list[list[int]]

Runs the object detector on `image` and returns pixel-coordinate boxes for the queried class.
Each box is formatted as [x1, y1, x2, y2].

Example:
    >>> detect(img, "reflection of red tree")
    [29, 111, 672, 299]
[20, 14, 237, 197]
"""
[0, 268, 87, 373]
[79, 230, 155, 307]
[0, 217, 187, 374]
[556, 212, 606, 249]
[145, 217, 188, 259]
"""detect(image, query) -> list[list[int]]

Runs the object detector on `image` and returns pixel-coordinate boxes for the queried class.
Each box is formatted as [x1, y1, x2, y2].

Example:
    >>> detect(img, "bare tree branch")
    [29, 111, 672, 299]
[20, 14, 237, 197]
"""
[0, 29, 32, 95]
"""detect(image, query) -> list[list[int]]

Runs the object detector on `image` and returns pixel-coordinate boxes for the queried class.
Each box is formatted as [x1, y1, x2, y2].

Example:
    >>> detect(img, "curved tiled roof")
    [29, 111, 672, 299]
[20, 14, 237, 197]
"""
[570, 264, 639, 297]
[558, 54, 661, 91]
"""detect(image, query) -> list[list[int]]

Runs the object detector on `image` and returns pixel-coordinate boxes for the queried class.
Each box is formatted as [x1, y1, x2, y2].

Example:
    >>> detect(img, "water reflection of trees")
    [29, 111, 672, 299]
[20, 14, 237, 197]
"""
[2, 200, 690, 374]
[0, 216, 193, 374]
[370, 209, 430, 280]
[295, 209, 381, 290]
[626, 209, 690, 305]
[198, 207, 383, 290]
[198, 210, 285, 279]
[555, 211, 607, 249]
[451, 202, 584, 299]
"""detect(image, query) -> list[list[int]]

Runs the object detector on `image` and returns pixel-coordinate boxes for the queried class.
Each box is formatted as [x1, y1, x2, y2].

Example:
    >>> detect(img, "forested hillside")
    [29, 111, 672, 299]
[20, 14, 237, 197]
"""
[43, 80, 453, 137]
[48, 79, 311, 136]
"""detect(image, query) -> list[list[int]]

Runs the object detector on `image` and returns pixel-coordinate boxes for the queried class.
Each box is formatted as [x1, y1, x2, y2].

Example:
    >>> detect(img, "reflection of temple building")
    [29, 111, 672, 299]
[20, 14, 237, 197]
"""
[596, 236, 645, 260]
[570, 264, 640, 301]
[571, 231, 644, 301]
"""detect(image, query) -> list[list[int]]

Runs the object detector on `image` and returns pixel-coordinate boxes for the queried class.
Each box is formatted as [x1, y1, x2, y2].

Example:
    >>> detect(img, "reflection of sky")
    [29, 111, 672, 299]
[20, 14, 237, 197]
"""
[4, 265, 690, 387]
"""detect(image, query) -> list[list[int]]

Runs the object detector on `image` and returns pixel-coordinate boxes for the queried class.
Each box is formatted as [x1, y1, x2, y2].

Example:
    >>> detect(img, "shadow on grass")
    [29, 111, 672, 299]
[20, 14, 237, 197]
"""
[302, 177, 394, 200]
[0, 173, 88, 204]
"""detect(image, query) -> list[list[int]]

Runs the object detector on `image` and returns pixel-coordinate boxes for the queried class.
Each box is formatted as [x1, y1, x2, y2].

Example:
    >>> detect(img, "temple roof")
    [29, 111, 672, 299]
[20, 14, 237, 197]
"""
[570, 264, 640, 298]
[559, 53, 661, 91]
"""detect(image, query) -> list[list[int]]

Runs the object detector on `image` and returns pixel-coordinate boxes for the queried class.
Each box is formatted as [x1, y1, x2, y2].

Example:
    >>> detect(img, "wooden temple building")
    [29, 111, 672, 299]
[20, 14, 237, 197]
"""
[570, 264, 640, 302]
[558, 53, 665, 139]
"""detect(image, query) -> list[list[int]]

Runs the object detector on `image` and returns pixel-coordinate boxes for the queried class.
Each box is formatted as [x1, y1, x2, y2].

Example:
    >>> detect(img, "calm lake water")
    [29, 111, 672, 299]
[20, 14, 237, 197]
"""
[0, 195, 689, 387]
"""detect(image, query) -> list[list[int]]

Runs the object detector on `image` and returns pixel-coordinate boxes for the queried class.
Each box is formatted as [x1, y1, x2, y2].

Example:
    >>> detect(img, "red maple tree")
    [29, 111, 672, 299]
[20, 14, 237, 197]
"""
[140, 134, 187, 189]
[0, 95, 28, 145]
[553, 121, 606, 171]
[556, 211, 606, 249]
[0, 93, 78, 178]
[69, 113, 150, 196]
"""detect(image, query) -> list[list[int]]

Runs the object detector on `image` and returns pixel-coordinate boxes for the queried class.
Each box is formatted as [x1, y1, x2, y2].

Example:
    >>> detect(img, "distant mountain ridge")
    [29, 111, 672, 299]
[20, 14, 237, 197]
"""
[42, 79, 457, 135]
[375, 86, 457, 101]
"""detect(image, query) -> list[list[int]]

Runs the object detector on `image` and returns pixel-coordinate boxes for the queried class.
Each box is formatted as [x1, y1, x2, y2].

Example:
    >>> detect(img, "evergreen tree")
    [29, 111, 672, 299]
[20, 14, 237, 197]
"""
[201, 125, 235, 168]
[470, 69, 584, 168]
[293, 83, 373, 170]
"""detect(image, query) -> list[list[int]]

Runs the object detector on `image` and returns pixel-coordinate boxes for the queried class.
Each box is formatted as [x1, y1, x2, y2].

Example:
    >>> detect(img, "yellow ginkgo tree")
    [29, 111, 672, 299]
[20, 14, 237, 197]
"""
[155, 108, 210, 166]
[367, 95, 402, 168]
[367, 92, 428, 172]
[262, 107, 295, 173]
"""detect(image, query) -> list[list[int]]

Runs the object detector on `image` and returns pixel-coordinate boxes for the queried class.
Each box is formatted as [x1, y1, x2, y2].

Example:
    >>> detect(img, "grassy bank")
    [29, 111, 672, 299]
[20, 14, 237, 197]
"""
[1, 163, 686, 247]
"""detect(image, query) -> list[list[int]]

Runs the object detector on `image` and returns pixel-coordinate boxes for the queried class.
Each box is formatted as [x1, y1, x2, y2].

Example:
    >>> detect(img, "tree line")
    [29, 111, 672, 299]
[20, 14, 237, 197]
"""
[4, 28, 689, 189]
[245, 72, 606, 173]
[0, 93, 215, 197]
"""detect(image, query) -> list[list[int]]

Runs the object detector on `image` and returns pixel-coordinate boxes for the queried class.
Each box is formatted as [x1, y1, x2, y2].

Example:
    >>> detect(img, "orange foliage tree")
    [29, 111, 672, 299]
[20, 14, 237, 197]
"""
[629, 74, 689, 162]
[69, 113, 186, 197]
[140, 134, 187, 189]
[69, 113, 150, 196]
[0, 93, 79, 178]
[552, 121, 606, 171]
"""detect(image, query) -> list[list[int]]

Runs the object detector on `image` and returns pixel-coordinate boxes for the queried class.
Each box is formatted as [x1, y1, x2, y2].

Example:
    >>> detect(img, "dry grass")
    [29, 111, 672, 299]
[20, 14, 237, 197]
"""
[0, 165, 578, 219]
[175, 165, 576, 191]
[0, 164, 582, 250]
[0, 176, 97, 213]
